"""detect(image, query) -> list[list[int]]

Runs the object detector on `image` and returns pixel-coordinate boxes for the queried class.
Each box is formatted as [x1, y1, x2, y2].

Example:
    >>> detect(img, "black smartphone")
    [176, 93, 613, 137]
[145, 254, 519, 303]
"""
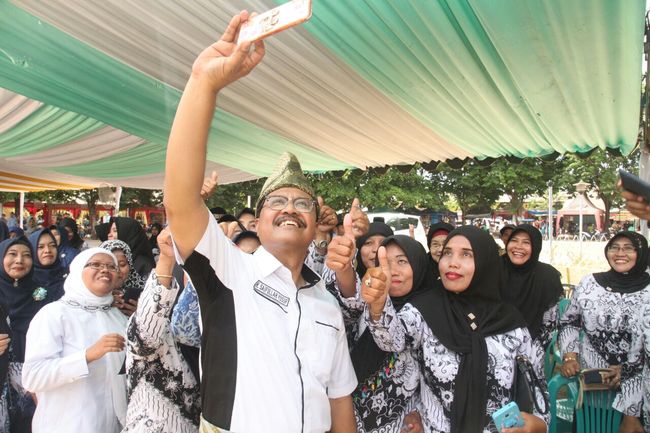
[122, 287, 142, 303]
[619, 169, 650, 202]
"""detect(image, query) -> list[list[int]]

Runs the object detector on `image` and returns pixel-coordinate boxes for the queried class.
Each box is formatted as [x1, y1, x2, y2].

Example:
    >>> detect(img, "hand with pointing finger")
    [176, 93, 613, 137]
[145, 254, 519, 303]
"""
[361, 246, 391, 319]
[349, 198, 369, 238]
[326, 214, 357, 297]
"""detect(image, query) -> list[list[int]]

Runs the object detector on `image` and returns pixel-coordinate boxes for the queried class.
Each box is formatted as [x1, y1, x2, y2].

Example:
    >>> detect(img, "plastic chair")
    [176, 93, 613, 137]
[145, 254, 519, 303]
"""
[548, 374, 623, 433]
[548, 374, 578, 433]
[544, 331, 559, 379]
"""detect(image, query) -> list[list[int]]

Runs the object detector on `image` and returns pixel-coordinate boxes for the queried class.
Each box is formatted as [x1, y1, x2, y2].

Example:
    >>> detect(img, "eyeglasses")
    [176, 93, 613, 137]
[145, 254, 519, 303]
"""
[84, 262, 118, 272]
[264, 196, 316, 213]
[607, 245, 636, 254]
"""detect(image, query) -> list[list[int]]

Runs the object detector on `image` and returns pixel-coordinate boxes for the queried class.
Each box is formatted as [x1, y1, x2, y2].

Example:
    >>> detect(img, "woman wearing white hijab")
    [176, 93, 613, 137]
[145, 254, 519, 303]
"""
[21, 248, 128, 433]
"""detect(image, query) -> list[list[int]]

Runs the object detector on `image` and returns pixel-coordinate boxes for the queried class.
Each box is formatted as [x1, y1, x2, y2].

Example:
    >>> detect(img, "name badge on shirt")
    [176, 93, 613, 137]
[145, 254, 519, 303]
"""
[253, 281, 290, 309]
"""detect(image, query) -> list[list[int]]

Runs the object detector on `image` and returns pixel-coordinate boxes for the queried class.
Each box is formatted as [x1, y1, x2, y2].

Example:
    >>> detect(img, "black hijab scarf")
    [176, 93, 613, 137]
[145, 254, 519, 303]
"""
[28, 228, 67, 302]
[0, 221, 8, 242]
[354, 221, 394, 278]
[60, 217, 84, 249]
[501, 224, 563, 341]
[0, 237, 42, 363]
[409, 226, 526, 433]
[55, 224, 79, 271]
[351, 235, 435, 382]
[593, 231, 650, 293]
[149, 222, 163, 250]
[95, 222, 110, 241]
[426, 222, 454, 277]
[110, 217, 156, 277]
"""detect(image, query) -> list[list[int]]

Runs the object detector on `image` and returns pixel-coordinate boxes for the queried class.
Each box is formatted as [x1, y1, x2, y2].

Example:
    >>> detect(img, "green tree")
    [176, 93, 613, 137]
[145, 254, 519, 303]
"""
[205, 179, 266, 216]
[309, 165, 447, 213]
[490, 158, 561, 222]
[434, 161, 502, 221]
[552, 148, 639, 230]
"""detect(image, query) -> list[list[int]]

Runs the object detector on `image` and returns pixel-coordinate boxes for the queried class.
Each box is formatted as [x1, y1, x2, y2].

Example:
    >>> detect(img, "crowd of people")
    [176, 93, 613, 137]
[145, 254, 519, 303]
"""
[3, 11, 650, 433]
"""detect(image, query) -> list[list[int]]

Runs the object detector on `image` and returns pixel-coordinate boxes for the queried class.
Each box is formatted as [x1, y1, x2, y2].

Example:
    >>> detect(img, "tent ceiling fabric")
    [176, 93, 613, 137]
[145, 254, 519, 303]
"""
[0, 0, 645, 191]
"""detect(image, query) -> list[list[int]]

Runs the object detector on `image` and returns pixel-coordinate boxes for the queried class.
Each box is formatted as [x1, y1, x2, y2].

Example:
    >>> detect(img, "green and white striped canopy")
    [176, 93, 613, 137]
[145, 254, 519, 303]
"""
[0, 0, 644, 190]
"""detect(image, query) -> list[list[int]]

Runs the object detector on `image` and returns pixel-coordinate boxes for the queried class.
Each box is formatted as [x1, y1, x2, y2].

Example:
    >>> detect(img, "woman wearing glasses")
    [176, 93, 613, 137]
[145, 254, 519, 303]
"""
[558, 232, 650, 427]
[22, 248, 128, 433]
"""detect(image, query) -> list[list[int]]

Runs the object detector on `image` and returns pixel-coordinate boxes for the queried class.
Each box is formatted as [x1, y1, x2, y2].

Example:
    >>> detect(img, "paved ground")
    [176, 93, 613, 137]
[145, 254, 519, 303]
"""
[539, 240, 610, 286]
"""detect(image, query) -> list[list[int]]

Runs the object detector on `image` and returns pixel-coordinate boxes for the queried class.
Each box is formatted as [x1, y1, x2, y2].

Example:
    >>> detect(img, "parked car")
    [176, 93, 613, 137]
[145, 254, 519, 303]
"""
[367, 212, 428, 249]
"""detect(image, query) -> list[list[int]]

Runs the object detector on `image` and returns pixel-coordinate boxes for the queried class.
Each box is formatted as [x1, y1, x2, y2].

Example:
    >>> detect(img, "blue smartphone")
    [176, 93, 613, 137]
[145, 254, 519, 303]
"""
[492, 401, 524, 432]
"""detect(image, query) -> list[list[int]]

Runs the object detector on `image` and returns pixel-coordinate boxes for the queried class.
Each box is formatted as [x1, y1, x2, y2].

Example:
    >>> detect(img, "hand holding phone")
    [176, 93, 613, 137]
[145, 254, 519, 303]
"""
[619, 169, 650, 202]
[237, 0, 312, 44]
[492, 402, 524, 433]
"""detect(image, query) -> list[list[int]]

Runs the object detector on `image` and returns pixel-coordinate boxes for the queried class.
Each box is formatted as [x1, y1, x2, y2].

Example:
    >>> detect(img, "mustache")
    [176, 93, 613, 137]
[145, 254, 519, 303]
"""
[274, 214, 306, 228]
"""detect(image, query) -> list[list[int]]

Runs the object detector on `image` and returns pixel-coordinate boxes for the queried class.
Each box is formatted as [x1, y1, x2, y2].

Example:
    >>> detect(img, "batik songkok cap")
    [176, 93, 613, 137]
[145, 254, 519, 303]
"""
[256, 152, 316, 216]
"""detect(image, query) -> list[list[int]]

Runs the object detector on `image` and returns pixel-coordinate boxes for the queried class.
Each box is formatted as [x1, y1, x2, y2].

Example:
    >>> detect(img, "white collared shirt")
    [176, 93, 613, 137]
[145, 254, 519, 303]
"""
[174, 212, 356, 433]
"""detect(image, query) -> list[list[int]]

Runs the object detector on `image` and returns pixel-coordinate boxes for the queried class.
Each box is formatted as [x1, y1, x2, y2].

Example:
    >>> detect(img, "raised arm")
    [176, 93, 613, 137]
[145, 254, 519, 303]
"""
[163, 11, 265, 260]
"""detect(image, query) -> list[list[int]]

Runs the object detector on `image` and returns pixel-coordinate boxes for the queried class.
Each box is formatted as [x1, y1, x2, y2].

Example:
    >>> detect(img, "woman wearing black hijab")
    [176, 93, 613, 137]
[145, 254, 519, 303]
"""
[0, 237, 51, 432]
[363, 226, 548, 433]
[354, 219, 394, 279]
[559, 231, 650, 424]
[346, 235, 433, 432]
[426, 222, 454, 278]
[103, 217, 155, 278]
[60, 217, 86, 251]
[0, 221, 8, 242]
[28, 228, 67, 303]
[501, 224, 563, 351]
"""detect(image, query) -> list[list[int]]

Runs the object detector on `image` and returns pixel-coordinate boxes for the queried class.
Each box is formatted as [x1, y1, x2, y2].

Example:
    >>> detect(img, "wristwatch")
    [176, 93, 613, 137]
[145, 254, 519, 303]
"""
[316, 239, 328, 249]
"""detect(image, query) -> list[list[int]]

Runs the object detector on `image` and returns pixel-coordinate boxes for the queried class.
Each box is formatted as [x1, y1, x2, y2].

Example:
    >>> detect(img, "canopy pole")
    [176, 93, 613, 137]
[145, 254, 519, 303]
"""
[114, 186, 123, 214]
[547, 181, 553, 264]
[19, 192, 24, 229]
[640, 14, 650, 238]
[641, 148, 649, 237]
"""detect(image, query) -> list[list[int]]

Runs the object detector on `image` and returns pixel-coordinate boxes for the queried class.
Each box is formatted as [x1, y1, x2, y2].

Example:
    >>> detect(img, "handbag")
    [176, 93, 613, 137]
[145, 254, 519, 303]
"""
[512, 355, 549, 415]
[576, 368, 615, 408]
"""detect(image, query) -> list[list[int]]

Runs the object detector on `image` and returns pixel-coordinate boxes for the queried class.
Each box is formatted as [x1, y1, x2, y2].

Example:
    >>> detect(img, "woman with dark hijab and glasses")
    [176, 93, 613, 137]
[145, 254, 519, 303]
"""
[426, 222, 454, 279]
[501, 224, 563, 352]
[363, 226, 548, 433]
[559, 232, 650, 431]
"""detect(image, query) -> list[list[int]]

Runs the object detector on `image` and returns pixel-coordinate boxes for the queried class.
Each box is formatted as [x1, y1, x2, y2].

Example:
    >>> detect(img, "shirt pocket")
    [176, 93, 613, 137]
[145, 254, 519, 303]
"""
[306, 319, 339, 386]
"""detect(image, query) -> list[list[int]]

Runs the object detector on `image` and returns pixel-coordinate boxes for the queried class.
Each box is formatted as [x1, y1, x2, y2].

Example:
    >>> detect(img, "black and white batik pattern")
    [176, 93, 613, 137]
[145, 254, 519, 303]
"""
[559, 274, 650, 370]
[326, 279, 419, 433]
[613, 302, 650, 429]
[123, 273, 200, 433]
[367, 300, 549, 433]
[305, 242, 326, 277]
[538, 303, 559, 352]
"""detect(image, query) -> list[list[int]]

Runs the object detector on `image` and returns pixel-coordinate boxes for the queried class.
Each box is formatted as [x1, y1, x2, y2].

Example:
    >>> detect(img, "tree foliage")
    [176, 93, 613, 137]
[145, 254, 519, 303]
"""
[552, 148, 639, 229]
[433, 161, 502, 220]
[0, 148, 639, 227]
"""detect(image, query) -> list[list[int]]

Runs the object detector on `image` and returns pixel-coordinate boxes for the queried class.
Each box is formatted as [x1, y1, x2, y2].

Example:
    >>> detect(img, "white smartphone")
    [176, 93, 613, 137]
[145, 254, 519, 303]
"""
[237, 0, 313, 44]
